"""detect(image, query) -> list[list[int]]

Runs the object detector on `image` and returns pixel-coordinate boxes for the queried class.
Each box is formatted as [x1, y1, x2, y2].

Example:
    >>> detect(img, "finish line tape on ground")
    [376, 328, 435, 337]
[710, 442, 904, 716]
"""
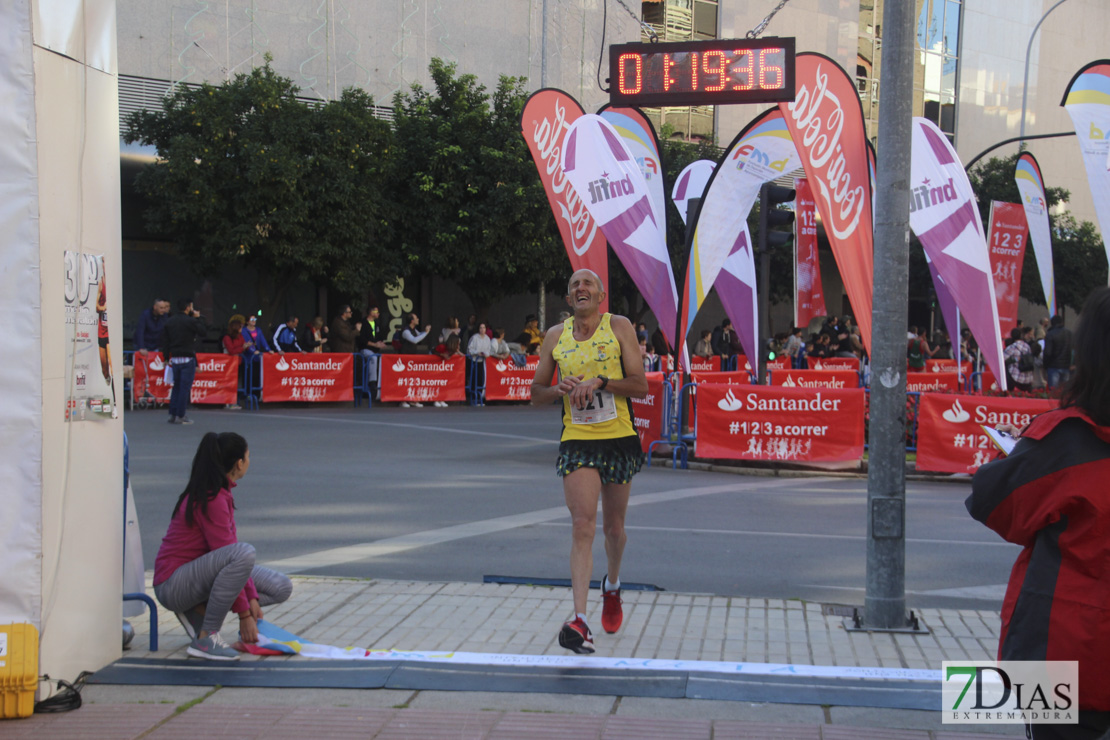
[253, 621, 938, 682]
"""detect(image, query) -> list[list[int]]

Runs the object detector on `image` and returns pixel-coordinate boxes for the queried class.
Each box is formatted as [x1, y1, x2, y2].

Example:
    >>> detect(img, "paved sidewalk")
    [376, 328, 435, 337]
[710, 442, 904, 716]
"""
[6, 576, 1023, 738]
[121, 576, 1000, 669]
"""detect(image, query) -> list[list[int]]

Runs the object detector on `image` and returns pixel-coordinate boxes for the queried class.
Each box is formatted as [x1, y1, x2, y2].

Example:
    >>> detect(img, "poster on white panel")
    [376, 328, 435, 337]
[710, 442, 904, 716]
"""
[65, 252, 117, 420]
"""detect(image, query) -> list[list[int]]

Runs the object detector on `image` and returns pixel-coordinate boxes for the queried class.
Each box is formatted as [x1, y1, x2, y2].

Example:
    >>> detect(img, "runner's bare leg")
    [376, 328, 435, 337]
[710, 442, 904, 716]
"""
[564, 467, 602, 615]
[601, 481, 631, 586]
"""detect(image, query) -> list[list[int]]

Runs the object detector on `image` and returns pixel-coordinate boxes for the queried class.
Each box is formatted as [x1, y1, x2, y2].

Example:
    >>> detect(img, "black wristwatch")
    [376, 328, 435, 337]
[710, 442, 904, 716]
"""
[597, 375, 609, 391]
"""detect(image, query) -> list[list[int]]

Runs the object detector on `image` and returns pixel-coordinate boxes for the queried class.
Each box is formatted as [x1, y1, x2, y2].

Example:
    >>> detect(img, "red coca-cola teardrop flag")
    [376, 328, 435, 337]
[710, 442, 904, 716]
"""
[779, 54, 874, 353]
[522, 89, 609, 312]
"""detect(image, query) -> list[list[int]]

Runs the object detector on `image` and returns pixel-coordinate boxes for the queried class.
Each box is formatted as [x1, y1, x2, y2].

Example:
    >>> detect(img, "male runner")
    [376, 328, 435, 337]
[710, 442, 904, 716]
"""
[531, 269, 647, 653]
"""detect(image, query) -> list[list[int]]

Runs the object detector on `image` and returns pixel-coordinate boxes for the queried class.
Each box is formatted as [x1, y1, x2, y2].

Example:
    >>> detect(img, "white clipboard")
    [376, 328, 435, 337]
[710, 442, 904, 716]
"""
[981, 425, 1017, 456]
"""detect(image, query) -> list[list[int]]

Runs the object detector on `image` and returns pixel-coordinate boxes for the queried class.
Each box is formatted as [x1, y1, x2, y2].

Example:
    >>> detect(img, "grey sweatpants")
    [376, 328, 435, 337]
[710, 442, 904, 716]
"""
[153, 542, 292, 634]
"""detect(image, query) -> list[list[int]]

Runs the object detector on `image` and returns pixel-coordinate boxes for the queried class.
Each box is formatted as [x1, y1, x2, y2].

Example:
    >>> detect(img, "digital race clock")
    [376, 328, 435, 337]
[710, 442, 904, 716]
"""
[609, 38, 795, 107]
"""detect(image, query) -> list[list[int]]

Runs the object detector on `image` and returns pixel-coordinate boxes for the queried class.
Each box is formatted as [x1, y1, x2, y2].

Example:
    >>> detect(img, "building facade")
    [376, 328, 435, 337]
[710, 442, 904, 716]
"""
[117, 0, 1107, 341]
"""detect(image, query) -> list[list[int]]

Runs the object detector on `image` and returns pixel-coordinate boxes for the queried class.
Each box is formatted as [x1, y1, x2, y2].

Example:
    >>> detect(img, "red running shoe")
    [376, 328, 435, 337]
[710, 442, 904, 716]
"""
[601, 576, 623, 634]
[558, 617, 595, 654]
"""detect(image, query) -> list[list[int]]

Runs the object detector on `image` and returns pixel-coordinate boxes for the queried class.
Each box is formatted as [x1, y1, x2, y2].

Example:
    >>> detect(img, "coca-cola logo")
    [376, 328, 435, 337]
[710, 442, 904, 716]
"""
[786, 62, 867, 240]
[527, 96, 601, 256]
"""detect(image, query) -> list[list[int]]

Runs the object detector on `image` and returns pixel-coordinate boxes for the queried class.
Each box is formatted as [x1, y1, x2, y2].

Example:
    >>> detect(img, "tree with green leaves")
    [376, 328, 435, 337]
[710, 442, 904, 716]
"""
[390, 59, 567, 317]
[968, 153, 1107, 313]
[124, 63, 400, 320]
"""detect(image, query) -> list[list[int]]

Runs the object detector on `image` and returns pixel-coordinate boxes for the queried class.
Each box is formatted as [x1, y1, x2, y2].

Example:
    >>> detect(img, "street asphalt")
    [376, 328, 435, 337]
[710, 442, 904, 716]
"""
[124, 401, 1016, 611]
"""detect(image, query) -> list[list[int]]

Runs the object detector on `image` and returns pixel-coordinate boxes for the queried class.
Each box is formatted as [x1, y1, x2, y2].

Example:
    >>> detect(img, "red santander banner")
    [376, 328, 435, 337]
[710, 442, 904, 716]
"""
[781, 53, 874, 354]
[915, 393, 1057, 473]
[734, 355, 789, 373]
[976, 370, 1002, 393]
[692, 370, 751, 387]
[696, 385, 865, 461]
[794, 178, 826, 328]
[132, 352, 171, 404]
[631, 372, 665, 453]
[770, 368, 859, 389]
[925, 358, 972, 376]
[262, 353, 354, 402]
[806, 356, 859, 371]
[906, 372, 962, 393]
[484, 356, 539, 401]
[690, 355, 720, 372]
[192, 354, 239, 405]
[132, 352, 238, 405]
[986, 201, 1028, 337]
[379, 355, 466, 403]
[521, 89, 609, 312]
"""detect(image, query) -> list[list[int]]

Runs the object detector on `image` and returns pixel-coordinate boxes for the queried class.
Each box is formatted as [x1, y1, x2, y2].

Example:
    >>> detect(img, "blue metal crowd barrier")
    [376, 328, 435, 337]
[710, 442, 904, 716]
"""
[648, 375, 688, 469]
[242, 354, 261, 409]
[467, 357, 486, 406]
[353, 353, 375, 409]
[122, 350, 134, 406]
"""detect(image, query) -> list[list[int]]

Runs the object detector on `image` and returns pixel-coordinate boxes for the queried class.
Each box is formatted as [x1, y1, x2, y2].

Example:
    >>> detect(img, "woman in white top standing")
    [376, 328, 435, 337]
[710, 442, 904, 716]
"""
[467, 322, 494, 358]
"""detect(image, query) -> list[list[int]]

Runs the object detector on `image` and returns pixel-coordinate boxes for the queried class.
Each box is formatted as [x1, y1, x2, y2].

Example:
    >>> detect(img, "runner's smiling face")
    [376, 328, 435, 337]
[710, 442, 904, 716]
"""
[566, 270, 604, 313]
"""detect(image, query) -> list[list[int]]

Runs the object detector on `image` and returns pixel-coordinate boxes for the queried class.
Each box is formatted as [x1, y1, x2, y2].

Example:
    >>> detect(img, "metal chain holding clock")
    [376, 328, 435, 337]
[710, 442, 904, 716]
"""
[746, 0, 793, 39]
[614, 0, 659, 42]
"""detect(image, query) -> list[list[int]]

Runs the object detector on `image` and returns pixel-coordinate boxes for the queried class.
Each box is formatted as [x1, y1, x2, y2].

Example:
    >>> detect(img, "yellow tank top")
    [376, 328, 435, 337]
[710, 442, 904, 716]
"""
[551, 313, 636, 441]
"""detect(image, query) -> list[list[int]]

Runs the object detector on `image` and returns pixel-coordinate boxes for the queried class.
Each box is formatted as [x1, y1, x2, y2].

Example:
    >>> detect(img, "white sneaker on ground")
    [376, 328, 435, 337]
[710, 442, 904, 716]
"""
[400, 402, 412, 408]
[186, 631, 239, 661]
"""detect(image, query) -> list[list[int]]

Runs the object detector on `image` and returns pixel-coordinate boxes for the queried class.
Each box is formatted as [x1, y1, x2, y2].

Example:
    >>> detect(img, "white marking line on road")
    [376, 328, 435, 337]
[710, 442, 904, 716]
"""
[264, 478, 806, 574]
[798, 583, 1009, 599]
[538, 522, 1018, 547]
[252, 412, 558, 444]
[114, 652, 939, 682]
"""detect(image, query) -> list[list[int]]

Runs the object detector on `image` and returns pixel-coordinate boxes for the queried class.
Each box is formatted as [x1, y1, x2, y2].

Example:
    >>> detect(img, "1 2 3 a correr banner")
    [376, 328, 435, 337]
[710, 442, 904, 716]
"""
[484, 356, 540, 402]
[630, 372, 666, 453]
[379, 356, 466, 404]
[132, 352, 239, 405]
[915, 393, 1057, 473]
[696, 385, 865, 461]
[262, 353, 355, 403]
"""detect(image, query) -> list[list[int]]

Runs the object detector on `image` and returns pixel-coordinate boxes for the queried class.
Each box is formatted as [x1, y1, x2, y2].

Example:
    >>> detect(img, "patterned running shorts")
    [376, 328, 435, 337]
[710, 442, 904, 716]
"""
[556, 435, 645, 484]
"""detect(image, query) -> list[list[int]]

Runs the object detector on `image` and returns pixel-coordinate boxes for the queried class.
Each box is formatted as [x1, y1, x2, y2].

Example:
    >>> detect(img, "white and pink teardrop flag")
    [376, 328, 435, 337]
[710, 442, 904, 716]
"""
[682, 108, 802, 371]
[1061, 60, 1110, 277]
[714, 224, 759, 366]
[672, 160, 716, 225]
[561, 114, 679, 347]
[1014, 152, 1056, 315]
[908, 117, 1006, 390]
[598, 106, 668, 241]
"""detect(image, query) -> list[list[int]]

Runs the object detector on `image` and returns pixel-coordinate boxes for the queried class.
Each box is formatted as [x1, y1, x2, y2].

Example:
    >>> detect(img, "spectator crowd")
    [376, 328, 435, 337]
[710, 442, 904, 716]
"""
[133, 295, 1075, 418]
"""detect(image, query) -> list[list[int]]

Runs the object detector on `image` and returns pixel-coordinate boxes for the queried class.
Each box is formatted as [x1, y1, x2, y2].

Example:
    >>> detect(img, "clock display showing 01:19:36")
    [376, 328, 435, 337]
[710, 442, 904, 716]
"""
[608, 38, 796, 107]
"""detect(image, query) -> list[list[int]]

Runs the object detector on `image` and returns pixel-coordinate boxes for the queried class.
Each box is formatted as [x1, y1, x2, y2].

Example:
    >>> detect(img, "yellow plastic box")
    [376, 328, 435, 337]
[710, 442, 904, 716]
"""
[0, 624, 38, 719]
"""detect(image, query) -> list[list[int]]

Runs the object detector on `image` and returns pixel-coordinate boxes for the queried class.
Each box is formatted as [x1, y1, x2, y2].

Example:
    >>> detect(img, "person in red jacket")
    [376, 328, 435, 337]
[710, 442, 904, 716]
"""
[968, 286, 1110, 739]
[221, 317, 246, 410]
[153, 432, 292, 660]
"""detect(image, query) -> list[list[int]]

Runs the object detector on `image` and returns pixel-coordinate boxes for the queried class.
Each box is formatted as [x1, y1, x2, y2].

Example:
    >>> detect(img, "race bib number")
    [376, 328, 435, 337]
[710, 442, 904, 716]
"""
[570, 389, 618, 425]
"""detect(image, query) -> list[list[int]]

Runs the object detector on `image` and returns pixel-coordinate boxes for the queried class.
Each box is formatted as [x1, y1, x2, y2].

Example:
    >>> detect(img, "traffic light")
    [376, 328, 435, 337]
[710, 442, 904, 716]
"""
[758, 183, 796, 253]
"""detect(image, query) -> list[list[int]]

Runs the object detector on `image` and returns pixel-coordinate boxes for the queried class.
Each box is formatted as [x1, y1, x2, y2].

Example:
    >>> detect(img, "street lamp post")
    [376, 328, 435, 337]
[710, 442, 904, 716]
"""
[1018, 0, 1071, 144]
